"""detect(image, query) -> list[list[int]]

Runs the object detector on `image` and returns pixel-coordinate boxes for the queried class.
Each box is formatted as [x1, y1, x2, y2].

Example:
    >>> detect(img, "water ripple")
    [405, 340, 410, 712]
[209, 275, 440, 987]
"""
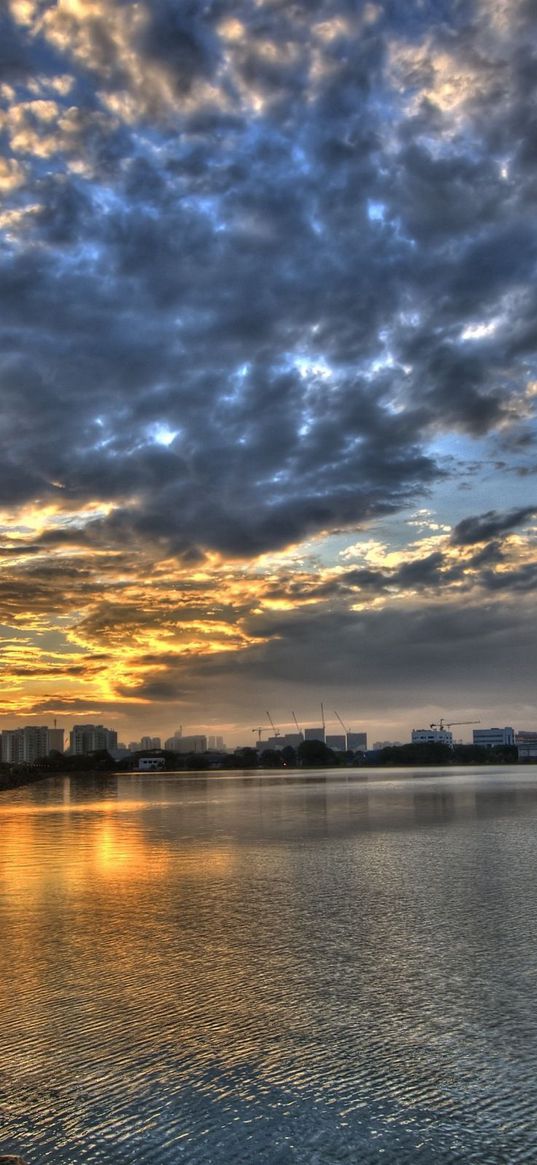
[1, 770, 537, 1163]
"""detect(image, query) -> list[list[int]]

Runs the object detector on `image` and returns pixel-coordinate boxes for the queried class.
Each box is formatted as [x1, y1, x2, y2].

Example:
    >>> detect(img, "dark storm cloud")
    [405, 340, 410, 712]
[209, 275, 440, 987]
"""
[451, 506, 537, 545]
[116, 593, 537, 718]
[0, 0, 536, 739]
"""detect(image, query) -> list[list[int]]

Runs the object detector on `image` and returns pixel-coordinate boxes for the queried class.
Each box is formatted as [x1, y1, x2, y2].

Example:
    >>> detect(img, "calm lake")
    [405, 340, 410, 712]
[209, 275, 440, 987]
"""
[1, 767, 537, 1164]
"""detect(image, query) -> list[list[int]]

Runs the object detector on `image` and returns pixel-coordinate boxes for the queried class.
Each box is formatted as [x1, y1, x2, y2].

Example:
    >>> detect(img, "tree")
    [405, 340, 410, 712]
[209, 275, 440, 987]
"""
[297, 740, 339, 767]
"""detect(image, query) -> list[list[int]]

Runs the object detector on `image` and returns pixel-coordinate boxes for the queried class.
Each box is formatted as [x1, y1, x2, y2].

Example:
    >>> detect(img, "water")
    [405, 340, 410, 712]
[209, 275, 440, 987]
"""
[1, 767, 537, 1164]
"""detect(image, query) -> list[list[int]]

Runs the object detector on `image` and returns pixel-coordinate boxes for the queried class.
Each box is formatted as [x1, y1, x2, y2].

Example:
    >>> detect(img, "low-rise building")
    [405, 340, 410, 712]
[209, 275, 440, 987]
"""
[473, 727, 515, 748]
[516, 732, 537, 760]
[411, 728, 453, 747]
[305, 726, 325, 742]
[347, 732, 368, 751]
[325, 734, 346, 751]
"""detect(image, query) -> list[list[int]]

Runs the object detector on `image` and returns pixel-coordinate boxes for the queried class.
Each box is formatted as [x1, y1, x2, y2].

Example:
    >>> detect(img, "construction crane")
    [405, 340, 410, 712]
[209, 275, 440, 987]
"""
[334, 710, 348, 735]
[252, 727, 269, 741]
[266, 711, 280, 737]
[428, 717, 479, 726]
[291, 711, 302, 736]
[321, 703, 326, 733]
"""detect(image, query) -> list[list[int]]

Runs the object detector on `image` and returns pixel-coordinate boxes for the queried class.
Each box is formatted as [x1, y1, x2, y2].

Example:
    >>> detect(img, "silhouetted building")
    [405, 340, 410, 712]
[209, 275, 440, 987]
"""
[305, 726, 325, 742]
[326, 734, 346, 751]
[347, 732, 368, 750]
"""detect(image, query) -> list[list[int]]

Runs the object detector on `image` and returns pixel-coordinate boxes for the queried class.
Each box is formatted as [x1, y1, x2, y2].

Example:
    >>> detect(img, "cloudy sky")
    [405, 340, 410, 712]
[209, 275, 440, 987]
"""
[0, 0, 536, 746]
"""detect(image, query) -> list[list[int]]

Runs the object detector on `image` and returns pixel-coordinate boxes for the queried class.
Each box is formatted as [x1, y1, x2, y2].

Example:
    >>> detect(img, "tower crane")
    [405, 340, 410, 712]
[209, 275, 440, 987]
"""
[252, 727, 269, 741]
[430, 719, 481, 731]
[334, 710, 349, 735]
[266, 711, 280, 737]
[291, 711, 303, 736]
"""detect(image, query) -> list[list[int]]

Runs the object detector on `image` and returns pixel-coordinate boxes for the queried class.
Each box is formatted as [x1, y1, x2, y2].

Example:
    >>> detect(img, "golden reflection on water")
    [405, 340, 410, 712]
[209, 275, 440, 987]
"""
[2, 769, 537, 1165]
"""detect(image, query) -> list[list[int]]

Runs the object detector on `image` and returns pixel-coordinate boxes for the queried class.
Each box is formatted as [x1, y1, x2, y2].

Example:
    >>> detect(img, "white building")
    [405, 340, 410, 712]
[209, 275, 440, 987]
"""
[411, 728, 453, 747]
[516, 732, 537, 760]
[473, 727, 515, 748]
[138, 757, 165, 770]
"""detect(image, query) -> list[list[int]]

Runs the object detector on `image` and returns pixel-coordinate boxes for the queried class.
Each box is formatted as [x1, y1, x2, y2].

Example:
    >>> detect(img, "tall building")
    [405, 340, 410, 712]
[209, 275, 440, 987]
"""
[70, 724, 118, 755]
[1, 725, 65, 764]
[473, 727, 515, 748]
[140, 736, 161, 750]
[411, 728, 453, 747]
[174, 735, 207, 754]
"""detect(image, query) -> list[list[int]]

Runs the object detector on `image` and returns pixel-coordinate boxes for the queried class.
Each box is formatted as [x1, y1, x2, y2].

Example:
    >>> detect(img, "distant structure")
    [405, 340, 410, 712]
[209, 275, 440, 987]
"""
[1, 725, 65, 764]
[138, 757, 165, 771]
[347, 731, 368, 751]
[208, 736, 225, 750]
[305, 726, 326, 743]
[164, 728, 183, 750]
[70, 724, 118, 755]
[257, 735, 285, 751]
[173, 734, 207, 754]
[141, 735, 161, 750]
[128, 737, 161, 751]
[373, 740, 402, 749]
[516, 732, 537, 760]
[473, 727, 515, 748]
[325, 734, 346, 751]
[411, 727, 453, 747]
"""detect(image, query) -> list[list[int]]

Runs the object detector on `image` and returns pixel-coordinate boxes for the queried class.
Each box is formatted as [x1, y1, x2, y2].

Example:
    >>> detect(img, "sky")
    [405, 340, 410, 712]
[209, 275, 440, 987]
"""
[0, 0, 536, 747]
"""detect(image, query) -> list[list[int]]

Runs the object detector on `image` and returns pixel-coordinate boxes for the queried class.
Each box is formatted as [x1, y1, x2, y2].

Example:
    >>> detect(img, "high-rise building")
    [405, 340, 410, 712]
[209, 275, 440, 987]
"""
[1, 725, 65, 764]
[140, 736, 161, 750]
[69, 724, 118, 755]
[174, 735, 207, 754]
[208, 736, 226, 750]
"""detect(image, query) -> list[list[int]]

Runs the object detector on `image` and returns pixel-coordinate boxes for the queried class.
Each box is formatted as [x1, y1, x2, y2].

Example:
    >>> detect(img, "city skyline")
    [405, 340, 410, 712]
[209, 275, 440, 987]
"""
[0, 1, 536, 744]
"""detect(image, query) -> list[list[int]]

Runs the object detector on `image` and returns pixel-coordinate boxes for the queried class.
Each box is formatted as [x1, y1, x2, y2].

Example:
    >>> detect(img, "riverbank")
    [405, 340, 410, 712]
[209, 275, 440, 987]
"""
[0, 768, 51, 794]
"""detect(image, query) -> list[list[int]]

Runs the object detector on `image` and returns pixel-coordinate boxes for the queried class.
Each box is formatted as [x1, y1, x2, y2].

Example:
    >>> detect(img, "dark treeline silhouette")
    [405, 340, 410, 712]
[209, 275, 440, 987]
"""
[0, 742, 525, 792]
